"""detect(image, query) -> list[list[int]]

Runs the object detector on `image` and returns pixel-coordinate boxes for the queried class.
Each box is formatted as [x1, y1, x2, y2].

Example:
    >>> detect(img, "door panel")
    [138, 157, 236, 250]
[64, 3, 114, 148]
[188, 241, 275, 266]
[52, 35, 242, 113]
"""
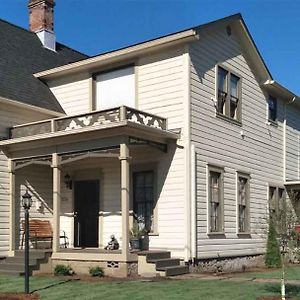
[74, 180, 99, 248]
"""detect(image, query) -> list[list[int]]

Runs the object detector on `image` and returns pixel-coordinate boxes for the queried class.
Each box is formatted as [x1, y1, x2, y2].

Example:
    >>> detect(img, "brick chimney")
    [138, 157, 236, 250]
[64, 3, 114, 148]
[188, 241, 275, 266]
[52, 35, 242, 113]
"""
[28, 0, 56, 51]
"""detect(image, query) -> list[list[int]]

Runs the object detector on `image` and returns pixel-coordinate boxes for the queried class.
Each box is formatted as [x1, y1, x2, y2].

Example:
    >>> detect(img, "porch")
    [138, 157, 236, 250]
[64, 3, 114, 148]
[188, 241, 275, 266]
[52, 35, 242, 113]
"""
[0, 106, 180, 275]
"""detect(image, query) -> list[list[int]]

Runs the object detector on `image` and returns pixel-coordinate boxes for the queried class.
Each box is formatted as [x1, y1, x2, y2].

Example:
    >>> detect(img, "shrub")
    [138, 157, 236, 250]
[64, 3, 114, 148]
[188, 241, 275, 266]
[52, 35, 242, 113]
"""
[54, 264, 74, 276]
[265, 219, 281, 268]
[89, 266, 104, 277]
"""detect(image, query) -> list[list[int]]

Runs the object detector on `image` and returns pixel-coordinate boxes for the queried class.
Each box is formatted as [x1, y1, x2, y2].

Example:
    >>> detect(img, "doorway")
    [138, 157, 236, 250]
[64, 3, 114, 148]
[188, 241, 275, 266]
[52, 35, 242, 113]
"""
[74, 180, 99, 248]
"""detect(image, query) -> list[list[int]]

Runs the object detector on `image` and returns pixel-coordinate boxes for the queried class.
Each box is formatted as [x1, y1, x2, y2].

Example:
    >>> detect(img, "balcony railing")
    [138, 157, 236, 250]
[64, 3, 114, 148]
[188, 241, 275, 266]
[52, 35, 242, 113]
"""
[10, 106, 167, 139]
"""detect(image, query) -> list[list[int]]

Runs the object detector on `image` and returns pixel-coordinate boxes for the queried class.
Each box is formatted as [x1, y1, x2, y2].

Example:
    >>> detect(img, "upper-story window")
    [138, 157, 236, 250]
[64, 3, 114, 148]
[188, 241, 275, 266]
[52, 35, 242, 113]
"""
[216, 65, 241, 122]
[268, 95, 277, 122]
[95, 66, 135, 110]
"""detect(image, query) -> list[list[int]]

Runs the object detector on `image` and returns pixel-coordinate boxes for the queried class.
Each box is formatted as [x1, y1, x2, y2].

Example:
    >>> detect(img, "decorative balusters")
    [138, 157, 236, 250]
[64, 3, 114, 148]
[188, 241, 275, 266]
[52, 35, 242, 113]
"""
[126, 108, 166, 130]
[9, 106, 167, 139]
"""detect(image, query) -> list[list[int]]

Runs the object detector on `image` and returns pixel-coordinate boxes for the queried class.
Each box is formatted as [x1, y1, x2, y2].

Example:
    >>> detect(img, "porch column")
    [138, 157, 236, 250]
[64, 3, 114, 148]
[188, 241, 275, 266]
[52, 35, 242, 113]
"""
[8, 159, 16, 256]
[52, 153, 61, 253]
[119, 143, 130, 260]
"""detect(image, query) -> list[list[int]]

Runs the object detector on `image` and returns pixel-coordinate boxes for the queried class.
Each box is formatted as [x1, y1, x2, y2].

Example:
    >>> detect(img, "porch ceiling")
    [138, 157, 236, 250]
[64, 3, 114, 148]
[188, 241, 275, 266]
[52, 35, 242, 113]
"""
[0, 121, 179, 160]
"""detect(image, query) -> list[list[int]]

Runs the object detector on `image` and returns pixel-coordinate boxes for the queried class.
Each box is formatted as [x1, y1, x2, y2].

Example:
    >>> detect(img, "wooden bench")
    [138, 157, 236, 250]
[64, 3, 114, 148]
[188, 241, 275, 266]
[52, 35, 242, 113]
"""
[21, 219, 53, 249]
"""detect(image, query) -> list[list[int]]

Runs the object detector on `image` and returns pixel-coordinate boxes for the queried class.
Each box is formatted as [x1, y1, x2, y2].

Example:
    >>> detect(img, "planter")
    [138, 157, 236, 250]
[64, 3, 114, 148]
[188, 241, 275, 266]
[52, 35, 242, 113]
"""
[140, 235, 149, 251]
[130, 238, 140, 251]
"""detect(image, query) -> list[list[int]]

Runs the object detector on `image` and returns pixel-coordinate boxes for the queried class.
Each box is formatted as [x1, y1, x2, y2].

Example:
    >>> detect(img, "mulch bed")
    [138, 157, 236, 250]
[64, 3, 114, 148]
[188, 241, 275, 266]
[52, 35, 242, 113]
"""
[0, 294, 39, 300]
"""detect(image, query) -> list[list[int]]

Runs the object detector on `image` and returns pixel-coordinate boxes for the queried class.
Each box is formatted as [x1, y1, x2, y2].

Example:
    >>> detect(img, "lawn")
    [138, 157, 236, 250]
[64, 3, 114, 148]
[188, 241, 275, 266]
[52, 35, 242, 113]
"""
[0, 269, 300, 300]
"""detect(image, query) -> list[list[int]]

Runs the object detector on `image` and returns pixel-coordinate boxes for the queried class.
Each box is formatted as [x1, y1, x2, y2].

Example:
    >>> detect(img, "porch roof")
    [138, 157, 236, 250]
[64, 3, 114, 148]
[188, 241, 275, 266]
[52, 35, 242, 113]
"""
[284, 181, 300, 190]
[0, 106, 179, 159]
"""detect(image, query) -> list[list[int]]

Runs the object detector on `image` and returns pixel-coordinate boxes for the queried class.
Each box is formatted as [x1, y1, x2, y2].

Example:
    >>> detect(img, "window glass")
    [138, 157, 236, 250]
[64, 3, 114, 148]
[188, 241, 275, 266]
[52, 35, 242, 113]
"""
[238, 175, 250, 233]
[268, 96, 277, 122]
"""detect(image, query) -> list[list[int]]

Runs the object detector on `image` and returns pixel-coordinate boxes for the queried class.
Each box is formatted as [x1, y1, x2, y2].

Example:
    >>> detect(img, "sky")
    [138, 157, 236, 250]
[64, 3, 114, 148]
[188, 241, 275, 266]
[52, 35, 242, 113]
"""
[1, 0, 299, 94]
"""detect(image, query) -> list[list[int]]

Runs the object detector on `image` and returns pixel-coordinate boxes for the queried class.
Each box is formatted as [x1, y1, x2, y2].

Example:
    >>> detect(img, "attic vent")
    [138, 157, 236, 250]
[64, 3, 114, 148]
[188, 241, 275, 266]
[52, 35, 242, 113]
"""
[226, 25, 232, 36]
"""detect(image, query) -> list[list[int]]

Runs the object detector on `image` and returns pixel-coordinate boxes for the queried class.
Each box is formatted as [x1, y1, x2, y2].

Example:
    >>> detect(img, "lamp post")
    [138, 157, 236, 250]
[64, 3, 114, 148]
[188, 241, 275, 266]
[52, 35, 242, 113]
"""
[21, 190, 32, 294]
[278, 235, 288, 300]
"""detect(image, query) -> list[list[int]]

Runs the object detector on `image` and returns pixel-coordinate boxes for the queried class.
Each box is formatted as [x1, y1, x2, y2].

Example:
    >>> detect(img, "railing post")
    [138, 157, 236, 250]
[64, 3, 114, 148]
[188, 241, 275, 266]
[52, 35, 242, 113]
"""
[119, 106, 127, 121]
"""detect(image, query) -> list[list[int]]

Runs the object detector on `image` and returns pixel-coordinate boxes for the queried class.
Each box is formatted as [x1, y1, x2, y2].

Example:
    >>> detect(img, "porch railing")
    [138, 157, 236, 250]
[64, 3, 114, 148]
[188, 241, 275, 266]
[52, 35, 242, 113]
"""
[10, 106, 167, 139]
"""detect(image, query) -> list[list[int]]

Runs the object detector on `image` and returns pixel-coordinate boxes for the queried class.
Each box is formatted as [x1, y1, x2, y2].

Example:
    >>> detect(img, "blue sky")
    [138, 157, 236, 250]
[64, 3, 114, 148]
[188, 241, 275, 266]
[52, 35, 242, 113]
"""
[1, 0, 299, 94]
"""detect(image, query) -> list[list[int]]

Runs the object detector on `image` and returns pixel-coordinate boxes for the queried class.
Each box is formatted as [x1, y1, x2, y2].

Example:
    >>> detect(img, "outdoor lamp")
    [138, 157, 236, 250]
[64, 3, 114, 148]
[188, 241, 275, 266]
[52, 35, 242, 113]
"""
[21, 190, 32, 210]
[64, 173, 72, 189]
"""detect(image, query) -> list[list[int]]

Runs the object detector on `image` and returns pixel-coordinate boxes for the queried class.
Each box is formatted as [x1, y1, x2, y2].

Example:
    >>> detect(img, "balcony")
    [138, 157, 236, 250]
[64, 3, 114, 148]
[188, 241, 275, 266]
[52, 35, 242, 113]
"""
[10, 106, 168, 139]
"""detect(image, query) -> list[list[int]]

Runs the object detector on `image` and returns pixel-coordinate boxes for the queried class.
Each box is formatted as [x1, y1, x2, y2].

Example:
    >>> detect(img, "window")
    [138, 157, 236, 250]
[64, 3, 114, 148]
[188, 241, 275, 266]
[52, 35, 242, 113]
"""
[208, 167, 224, 233]
[216, 66, 241, 121]
[268, 186, 286, 222]
[268, 95, 277, 122]
[133, 171, 154, 232]
[237, 174, 250, 233]
[95, 66, 135, 110]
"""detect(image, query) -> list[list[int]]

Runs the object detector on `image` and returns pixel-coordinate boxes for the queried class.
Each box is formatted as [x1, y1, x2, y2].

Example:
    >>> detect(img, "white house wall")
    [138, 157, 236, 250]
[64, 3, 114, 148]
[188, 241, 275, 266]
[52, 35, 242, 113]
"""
[189, 26, 284, 258]
[0, 104, 53, 255]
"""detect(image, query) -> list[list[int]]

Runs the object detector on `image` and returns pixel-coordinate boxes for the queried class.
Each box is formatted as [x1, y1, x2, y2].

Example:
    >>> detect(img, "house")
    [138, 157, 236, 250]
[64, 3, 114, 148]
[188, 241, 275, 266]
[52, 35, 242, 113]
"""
[0, 0, 299, 277]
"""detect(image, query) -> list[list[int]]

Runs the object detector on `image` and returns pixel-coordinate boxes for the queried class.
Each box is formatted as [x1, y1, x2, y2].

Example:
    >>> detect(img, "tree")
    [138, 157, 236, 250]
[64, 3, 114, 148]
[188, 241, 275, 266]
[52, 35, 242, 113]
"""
[265, 218, 281, 268]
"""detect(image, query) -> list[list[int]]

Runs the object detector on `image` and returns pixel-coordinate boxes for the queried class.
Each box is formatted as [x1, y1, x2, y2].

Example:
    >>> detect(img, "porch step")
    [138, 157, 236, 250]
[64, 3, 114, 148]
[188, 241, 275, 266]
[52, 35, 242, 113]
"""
[0, 250, 51, 276]
[156, 265, 189, 276]
[148, 258, 180, 268]
[138, 251, 189, 277]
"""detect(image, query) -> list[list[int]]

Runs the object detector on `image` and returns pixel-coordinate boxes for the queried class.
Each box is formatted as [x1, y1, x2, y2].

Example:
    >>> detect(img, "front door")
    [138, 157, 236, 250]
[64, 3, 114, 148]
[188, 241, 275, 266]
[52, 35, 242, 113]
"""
[74, 180, 99, 248]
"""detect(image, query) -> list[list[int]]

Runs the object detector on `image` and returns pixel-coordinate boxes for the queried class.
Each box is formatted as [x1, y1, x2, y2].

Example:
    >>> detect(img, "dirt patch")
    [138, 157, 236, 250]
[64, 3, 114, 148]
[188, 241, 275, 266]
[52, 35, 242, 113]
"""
[0, 293, 39, 300]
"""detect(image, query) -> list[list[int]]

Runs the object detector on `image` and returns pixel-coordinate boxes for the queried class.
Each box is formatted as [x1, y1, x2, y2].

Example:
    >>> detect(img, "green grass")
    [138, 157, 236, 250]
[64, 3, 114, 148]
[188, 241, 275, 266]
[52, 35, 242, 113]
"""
[0, 271, 300, 300]
[240, 265, 300, 280]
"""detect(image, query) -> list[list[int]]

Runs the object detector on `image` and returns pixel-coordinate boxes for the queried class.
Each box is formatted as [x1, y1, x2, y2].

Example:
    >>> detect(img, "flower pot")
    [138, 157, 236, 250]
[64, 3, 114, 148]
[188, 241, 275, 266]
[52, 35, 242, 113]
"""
[130, 238, 140, 251]
[140, 235, 149, 251]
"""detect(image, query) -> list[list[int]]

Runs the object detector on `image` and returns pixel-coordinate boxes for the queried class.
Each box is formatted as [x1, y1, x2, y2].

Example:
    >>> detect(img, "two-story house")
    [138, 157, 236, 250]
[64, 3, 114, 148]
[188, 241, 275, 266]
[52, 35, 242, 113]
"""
[0, 0, 299, 277]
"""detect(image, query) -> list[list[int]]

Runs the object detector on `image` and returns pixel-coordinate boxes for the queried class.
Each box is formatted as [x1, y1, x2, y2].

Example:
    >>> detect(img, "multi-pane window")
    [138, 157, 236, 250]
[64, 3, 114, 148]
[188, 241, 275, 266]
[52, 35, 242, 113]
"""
[133, 171, 154, 232]
[208, 169, 224, 233]
[237, 174, 250, 233]
[268, 95, 277, 122]
[269, 186, 286, 231]
[216, 66, 241, 121]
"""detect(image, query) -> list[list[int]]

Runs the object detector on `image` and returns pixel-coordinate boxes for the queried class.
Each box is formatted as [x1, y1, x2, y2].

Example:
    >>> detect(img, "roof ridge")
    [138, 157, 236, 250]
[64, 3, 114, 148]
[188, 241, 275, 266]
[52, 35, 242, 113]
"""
[0, 17, 88, 58]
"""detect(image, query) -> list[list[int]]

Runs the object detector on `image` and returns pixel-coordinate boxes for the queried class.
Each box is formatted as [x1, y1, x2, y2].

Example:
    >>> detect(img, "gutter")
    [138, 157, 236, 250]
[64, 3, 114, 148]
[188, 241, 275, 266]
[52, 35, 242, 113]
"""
[34, 29, 198, 80]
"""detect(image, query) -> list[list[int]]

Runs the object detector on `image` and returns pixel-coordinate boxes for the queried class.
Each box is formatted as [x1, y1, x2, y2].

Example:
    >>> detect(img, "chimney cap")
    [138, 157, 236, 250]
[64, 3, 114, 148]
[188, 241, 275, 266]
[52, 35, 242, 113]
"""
[28, 0, 55, 8]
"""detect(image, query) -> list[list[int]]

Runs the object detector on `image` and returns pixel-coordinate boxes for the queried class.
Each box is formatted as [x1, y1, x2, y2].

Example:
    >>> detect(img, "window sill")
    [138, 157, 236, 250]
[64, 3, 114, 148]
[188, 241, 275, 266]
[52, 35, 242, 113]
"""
[216, 112, 242, 127]
[148, 232, 159, 237]
[237, 232, 251, 238]
[267, 119, 278, 127]
[207, 232, 226, 238]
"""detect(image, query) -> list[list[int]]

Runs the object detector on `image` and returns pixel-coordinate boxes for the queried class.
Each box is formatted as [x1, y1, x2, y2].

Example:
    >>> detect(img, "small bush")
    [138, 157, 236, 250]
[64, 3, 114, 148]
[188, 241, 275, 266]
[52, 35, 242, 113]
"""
[89, 266, 104, 277]
[265, 219, 281, 268]
[54, 264, 74, 276]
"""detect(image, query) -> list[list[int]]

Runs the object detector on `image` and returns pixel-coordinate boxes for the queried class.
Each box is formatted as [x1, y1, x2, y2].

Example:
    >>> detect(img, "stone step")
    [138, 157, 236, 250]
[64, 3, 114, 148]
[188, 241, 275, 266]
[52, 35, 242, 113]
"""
[156, 265, 189, 276]
[140, 251, 171, 261]
[148, 258, 180, 268]
[14, 250, 48, 260]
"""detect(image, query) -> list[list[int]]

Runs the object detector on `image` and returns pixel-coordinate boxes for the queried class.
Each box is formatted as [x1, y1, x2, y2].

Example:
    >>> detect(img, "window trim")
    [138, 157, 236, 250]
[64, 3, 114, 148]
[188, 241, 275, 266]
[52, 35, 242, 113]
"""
[207, 165, 225, 235]
[215, 64, 242, 124]
[92, 62, 137, 111]
[236, 172, 251, 235]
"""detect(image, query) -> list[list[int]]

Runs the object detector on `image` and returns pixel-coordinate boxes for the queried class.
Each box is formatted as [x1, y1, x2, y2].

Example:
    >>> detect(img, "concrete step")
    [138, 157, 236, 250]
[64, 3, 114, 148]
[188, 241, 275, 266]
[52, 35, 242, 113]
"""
[148, 258, 180, 268]
[14, 250, 49, 260]
[0, 262, 37, 271]
[0, 269, 25, 276]
[5, 257, 38, 265]
[140, 251, 171, 261]
[156, 265, 189, 276]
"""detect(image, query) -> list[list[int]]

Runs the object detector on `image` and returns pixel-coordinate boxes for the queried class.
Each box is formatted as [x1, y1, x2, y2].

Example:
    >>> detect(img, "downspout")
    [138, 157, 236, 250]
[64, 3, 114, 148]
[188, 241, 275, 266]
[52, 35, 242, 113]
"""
[283, 96, 296, 182]
[190, 144, 197, 261]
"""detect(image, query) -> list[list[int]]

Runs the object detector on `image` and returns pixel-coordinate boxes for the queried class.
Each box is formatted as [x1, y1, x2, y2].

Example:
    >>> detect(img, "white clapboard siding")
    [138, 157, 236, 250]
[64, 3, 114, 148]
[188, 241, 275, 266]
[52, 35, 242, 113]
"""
[189, 27, 284, 258]
[137, 47, 186, 257]
[48, 74, 90, 115]
[0, 104, 53, 255]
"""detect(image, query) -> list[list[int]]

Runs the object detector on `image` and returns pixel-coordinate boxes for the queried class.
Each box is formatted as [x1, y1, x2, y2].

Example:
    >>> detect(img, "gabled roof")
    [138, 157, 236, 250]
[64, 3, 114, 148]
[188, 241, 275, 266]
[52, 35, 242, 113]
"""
[34, 13, 299, 103]
[0, 18, 88, 113]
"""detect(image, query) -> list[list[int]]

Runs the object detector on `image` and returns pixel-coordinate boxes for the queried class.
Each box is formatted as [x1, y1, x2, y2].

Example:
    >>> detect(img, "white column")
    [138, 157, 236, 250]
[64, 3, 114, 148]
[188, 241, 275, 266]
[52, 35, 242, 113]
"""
[52, 153, 61, 253]
[119, 143, 130, 260]
[8, 159, 16, 256]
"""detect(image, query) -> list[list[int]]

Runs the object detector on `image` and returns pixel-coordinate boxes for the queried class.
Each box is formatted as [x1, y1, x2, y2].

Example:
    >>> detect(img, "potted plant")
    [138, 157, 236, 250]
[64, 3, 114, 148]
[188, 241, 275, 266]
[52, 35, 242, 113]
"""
[130, 219, 146, 251]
